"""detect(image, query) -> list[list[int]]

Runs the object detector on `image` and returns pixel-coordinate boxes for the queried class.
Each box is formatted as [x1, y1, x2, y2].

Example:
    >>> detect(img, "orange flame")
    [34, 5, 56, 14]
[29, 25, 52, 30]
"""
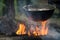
[41, 21, 48, 35]
[16, 23, 26, 35]
[16, 21, 48, 36]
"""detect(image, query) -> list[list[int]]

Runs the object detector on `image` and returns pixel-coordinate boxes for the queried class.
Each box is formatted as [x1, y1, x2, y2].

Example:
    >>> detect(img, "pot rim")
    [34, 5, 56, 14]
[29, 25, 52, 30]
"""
[23, 4, 55, 11]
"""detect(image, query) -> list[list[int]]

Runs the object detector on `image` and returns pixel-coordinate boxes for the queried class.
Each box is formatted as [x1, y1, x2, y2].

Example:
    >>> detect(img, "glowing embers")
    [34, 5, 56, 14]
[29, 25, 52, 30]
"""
[16, 21, 48, 36]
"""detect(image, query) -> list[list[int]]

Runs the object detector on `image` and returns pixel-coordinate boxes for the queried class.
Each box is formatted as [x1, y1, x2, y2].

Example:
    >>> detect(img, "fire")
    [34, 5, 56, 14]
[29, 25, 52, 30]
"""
[16, 23, 26, 35]
[41, 21, 48, 35]
[16, 21, 48, 36]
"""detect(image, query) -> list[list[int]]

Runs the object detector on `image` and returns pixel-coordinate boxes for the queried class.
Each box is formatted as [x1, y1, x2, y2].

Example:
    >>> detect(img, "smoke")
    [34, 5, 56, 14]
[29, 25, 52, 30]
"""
[42, 23, 60, 40]
[17, 1, 60, 40]
[19, 10, 60, 40]
[17, 0, 38, 25]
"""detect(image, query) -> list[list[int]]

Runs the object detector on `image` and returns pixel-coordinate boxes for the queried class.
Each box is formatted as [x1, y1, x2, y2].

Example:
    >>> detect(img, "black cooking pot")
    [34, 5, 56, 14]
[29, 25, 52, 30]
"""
[23, 5, 55, 21]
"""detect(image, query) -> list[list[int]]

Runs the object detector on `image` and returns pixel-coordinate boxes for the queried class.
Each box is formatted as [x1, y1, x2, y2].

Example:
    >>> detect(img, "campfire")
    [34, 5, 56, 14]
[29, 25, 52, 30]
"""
[15, 4, 54, 36]
[0, 0, 57, 40]
[16, 21, 48, 36]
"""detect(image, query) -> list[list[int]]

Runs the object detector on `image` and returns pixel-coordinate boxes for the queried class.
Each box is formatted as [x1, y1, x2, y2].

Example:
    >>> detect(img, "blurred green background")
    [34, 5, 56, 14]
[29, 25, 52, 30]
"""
[0, 0, 4, 16]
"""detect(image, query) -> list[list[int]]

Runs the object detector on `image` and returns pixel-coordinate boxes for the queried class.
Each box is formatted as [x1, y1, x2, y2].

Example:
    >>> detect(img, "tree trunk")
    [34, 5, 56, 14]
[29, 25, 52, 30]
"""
[3, 0, 15, 19]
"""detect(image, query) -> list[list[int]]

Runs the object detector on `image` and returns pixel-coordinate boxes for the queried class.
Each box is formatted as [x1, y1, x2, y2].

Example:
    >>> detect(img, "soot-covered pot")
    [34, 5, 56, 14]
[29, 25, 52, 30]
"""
[23, 5, 55, 21]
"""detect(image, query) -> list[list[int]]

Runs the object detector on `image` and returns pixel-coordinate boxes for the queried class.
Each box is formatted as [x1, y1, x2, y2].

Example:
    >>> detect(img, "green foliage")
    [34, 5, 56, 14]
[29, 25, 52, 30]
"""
[0, 0, 5, 16]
